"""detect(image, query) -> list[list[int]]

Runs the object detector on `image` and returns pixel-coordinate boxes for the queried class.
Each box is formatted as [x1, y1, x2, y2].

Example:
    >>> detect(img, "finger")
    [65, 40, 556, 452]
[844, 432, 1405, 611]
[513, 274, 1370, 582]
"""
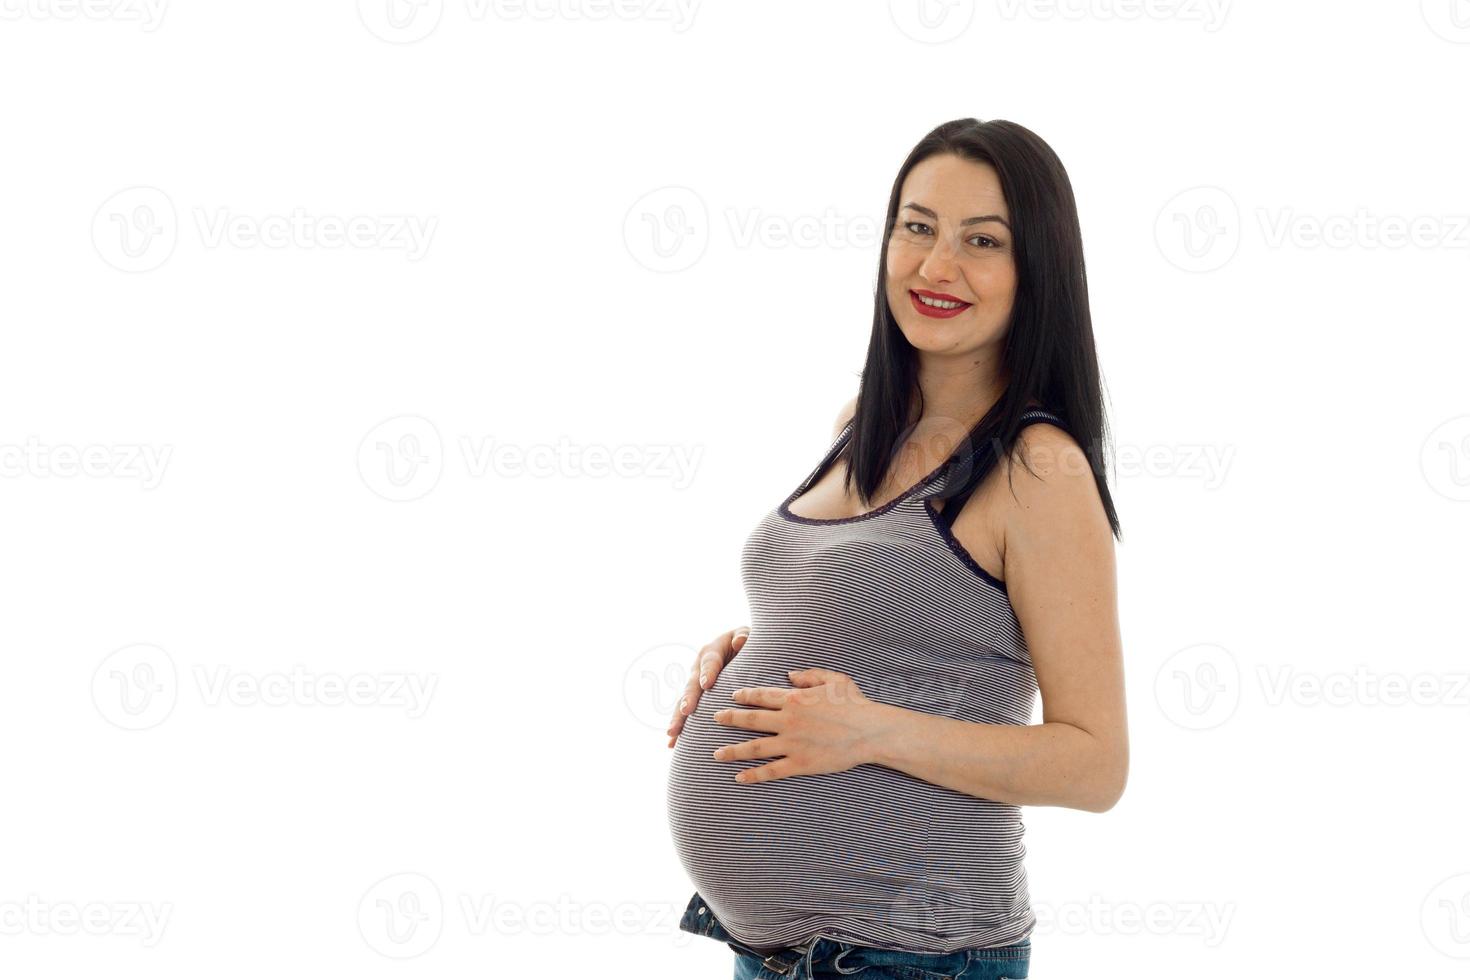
[669, 673, 701, 721]
[730, 686, 788, 710]
[669, 628, 753, 739]
[667, 702, 695, 739]
[711, 736, 781, 763]
[712, 707, 782, 734]
[667, 710, 687, 739]
[697, 647, 728, 690]
[734, 759, 798, 784]
[786, 667, 849, 688]
[698, 627, 749, 692]
[666, 669, 705, 736]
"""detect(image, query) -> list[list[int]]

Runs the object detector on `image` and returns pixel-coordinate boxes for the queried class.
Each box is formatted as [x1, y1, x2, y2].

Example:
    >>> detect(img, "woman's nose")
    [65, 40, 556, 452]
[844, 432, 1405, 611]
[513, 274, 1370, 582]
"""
[918, 241, 959, 284]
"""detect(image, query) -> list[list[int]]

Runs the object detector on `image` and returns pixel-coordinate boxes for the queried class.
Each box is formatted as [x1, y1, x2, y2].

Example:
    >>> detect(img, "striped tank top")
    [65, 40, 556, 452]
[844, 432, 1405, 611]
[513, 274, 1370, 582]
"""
[666, 407, 1066, 955]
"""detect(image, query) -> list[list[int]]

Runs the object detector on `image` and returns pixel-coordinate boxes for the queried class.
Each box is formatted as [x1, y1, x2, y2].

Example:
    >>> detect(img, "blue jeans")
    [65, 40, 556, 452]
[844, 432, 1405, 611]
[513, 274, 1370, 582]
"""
[678, 889, 1030, 980]
[731, 938, 1029, 979]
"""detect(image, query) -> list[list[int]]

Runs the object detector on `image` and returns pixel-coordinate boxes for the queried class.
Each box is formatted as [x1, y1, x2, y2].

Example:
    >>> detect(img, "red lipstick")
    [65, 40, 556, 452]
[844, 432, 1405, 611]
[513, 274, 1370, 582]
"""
[908, 288, 973, 319]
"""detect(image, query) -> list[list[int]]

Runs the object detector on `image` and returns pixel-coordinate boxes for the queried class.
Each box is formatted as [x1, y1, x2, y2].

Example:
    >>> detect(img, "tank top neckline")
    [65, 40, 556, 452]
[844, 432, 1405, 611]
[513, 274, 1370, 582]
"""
[776, 405, 1065, 528]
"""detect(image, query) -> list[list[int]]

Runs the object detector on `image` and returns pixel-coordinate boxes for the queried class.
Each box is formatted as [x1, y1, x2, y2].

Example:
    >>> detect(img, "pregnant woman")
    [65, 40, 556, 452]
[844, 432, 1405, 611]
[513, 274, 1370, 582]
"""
[665, 118, 1127, 980]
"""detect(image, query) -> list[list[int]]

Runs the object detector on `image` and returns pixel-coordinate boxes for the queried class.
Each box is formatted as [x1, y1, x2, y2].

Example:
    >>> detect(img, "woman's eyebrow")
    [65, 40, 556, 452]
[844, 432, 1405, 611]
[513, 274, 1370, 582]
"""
[901, 202, 1011, 230]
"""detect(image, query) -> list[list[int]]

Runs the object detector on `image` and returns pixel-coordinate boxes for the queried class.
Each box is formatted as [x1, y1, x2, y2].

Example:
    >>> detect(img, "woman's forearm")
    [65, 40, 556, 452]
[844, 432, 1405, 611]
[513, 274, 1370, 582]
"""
[861, 702, 1124, 813]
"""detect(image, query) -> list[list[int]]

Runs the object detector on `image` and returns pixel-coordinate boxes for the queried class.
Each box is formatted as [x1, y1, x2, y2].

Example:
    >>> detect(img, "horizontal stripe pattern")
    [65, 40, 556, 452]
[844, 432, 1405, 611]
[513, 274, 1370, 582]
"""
[666, 410, 1064, 954]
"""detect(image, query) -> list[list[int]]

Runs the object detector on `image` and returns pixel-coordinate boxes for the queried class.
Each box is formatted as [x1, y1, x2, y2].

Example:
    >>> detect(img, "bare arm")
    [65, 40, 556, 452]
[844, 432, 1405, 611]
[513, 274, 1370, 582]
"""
[860, 423, 1129, 812]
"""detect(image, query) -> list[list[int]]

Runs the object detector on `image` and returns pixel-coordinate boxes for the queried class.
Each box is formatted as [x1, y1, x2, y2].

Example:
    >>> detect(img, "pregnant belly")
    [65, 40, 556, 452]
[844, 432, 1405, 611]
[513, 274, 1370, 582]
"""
[664, 635, 937, 941]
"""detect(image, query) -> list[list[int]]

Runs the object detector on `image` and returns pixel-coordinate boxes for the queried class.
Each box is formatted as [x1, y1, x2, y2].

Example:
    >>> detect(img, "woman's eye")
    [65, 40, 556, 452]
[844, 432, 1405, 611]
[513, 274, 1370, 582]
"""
[900, 222, 1000, 248]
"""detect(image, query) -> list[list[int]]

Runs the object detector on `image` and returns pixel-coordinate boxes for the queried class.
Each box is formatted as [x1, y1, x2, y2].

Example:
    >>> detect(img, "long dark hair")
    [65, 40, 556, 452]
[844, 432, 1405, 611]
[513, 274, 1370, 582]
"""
[842, 117, 1121, 541]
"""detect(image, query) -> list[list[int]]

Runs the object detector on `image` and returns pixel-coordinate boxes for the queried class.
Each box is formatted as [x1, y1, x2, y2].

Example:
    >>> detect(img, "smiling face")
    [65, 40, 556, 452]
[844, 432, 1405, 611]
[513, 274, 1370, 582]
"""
[884, 152, 1017, 358]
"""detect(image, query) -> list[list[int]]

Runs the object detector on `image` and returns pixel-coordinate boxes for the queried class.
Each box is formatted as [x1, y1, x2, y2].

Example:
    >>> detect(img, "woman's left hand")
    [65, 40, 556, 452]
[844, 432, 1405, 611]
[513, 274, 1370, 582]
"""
[709, 667, 884, 783]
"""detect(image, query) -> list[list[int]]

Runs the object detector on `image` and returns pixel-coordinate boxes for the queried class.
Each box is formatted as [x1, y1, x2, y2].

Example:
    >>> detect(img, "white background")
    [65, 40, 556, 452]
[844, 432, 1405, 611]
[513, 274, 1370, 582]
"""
[3, 1, 1468, 977]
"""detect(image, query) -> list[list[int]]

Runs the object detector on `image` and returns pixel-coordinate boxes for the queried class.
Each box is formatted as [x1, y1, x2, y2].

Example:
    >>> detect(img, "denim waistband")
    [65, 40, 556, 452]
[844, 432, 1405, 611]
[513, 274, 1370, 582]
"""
[676, 889, 1030, 978]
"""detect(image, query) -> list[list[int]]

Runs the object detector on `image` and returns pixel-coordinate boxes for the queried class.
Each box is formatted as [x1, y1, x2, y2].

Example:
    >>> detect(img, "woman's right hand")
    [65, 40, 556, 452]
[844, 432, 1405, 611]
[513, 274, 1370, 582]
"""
[666, 626, 750, 748]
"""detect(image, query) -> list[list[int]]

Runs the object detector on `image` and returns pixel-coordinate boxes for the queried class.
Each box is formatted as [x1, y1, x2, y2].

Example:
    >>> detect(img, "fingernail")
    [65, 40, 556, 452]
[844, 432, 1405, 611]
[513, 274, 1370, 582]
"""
[679, 696, 688, 710]
[699, 674, 708, 687]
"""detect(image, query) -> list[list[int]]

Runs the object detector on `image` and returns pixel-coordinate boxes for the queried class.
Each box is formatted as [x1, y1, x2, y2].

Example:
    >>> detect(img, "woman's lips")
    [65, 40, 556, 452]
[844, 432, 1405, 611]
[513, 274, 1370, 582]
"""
[908, 289, 972, 319]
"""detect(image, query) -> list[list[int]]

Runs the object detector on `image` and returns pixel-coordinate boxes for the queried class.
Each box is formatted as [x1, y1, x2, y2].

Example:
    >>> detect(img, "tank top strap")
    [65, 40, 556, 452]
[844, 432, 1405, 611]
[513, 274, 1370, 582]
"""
[1018, 406, 1068, 430]
[941, 407, 1069, 473]
[790, 418, 855, 499]
[926, 406, 1070, 528]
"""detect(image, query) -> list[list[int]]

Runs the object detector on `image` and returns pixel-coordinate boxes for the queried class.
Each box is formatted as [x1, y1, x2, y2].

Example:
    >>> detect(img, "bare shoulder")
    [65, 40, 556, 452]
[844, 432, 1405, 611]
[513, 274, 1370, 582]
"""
[997, 420, 1115, 588]
[829, 394, 859, 441]
[1007, 421, 1095, 488]
[997, 421, 1107, 523]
